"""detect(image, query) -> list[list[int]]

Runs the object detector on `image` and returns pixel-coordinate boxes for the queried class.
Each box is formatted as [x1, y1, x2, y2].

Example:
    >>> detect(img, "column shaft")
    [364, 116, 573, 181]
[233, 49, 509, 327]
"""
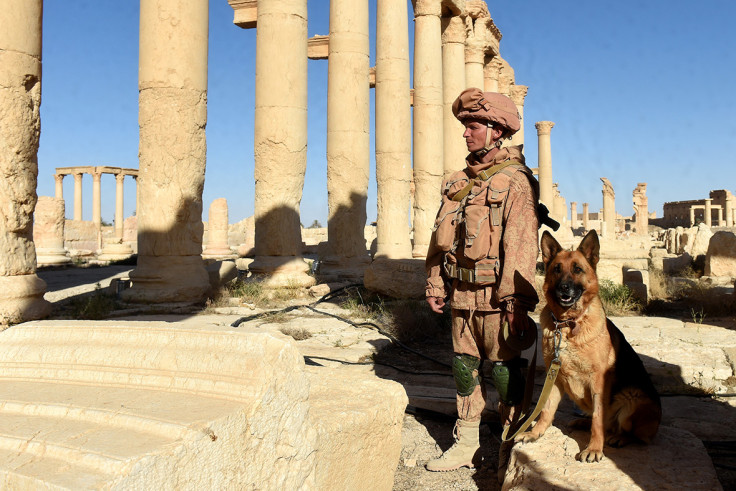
[114, 174, 124, 239]
[73, 173, 83, 220]
[441, 15, 467, 176]
[54, 174, 64, 200]
[483, 56, 500, 92]
[323, 0, 370, 277]
[704, 198, 712, 227]
[124, 0, 210, 302]
[570, 202, 577, 228]
[92, 171, 102, 226]
[374, 0, 412, 259]
[535, 121, 555, 209]
[689, 207, 695, 227]
[582, 203, 589, 231]
[464, 45, 485, 89]
[411, 0, 443, 258]
[0, 0, 50, 322]
[726, 199, 734, 227]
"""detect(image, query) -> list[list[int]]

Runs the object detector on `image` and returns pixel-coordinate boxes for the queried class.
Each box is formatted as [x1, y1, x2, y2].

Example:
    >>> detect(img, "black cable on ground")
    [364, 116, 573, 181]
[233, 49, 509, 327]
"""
[304, 354, 451, 377]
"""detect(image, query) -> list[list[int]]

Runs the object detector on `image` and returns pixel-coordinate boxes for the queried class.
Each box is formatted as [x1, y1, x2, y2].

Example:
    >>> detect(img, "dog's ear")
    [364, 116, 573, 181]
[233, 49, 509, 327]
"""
[577, 229, 600, 270]
[540, 231, 563, 267]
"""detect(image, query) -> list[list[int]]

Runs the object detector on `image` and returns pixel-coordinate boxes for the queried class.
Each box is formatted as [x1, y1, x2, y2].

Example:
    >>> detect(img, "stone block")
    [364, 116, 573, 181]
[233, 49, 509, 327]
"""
[0, 322, 317, 489]
[206, 260, 238, 291]
[503, 425, 721, 490]
[705, 231, 736, 277]
[307, 365, 407, 491]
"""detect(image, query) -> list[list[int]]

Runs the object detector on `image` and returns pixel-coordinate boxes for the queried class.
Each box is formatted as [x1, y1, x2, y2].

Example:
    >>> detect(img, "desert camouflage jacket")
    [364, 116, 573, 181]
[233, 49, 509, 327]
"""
[425, 145, 540, 312]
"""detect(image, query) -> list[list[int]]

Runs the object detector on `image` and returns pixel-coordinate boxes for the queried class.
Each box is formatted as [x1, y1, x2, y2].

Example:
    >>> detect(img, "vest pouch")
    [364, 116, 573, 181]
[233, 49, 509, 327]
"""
[472, 257, 499, 286]
[463, 203, 492, 261]
[433, 198, 461, 252]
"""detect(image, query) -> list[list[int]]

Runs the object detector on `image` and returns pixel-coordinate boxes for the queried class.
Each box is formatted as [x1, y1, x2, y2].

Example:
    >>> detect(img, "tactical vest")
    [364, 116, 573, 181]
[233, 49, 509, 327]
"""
[432, 160, 537, 285]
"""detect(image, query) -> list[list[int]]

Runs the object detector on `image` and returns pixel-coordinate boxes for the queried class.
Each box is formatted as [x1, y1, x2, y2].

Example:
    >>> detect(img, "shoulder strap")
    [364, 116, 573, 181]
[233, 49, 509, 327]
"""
[450, 160, 523, 203]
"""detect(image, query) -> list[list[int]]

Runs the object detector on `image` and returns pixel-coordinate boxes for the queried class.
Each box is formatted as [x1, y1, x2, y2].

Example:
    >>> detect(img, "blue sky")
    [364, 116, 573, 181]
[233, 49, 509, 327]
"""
[38, 0, 736, 226]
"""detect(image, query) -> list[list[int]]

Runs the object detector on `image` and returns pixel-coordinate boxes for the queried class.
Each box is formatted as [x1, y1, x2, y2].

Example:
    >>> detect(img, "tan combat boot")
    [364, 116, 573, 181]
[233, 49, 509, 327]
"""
[426, 419, 481, 472]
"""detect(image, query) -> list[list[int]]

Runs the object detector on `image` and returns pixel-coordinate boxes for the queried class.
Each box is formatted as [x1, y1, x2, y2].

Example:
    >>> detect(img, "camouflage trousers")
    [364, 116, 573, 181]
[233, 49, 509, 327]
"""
[451, 308, 521, 423]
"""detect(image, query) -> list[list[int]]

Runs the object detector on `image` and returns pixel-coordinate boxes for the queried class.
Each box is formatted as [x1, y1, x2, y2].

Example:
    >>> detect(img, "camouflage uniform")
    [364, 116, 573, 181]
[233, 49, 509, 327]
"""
[425, 144, 539, 422]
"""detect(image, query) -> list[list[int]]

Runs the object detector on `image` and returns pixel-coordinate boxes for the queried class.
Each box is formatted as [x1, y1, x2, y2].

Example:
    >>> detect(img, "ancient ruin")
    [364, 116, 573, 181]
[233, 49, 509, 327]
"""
[0, 0, 734, 488]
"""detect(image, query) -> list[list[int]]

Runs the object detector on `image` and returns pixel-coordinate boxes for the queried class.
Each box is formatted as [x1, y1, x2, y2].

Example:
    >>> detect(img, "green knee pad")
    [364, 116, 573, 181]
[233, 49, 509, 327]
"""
[490, 359, 525, 406]
[452, 354, 482, 397]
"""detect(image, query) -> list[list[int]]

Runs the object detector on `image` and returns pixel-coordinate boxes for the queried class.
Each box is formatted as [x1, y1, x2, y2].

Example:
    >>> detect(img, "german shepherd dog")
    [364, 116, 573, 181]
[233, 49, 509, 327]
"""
[516, 230, 661, 462]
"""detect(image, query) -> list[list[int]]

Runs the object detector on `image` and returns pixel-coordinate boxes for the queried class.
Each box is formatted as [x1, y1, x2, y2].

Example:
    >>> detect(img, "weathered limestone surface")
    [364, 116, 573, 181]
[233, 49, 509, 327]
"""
[307, 365, 407, 491]
[633, 182, 648, 234]
[0, 0, 50, 322]
[504, 426, 721, 490]
[441, 14, 467, 176]
[0, 321, 408, 490]
[249, 0, 315, 288]
[535, 121, 554, 209]
[691, 222, 714, 257]
[705, 231, 736, 277]
[124, 0, 210, 302]
[320, 0, 371, 281]
[33, 197, 71, 266]
[600, 177, 616, 237]
[411, 0, 444, 258]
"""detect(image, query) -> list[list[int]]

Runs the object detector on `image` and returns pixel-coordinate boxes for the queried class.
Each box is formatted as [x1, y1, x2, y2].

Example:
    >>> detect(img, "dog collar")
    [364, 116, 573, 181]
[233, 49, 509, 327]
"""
[549, 311, 576, 331]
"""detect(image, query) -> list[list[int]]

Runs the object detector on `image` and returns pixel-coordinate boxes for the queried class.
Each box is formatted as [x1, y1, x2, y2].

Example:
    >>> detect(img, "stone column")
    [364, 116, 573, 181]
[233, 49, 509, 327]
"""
[0, 0, 50, 323]
[441, 15, 467, 176]
[320, 0, 371, 281]
[73, 172, 83, 220]
[717, 207, 723, 226]
[373, 0, 411, 259]
[726, 198, 734, 227]
[601, 177, 616, 238]
[570, 202, 578, 229]
[92, 170, 102, 227]
[411, 0, 443, 258]
[535, 121, 555, 209]
[202, 198, 236, 259]
[689, 207, 695, 227]
[582, 203, 589, 231]
[483, 56, 500, 92]
[632, 183, 648, 234]
[54, 174, 64, 200]
[464, 43, 485, 90]
[123, 0, 210, 302]
[247, 0, 314, 288]
[364, 0, 414, 295]
[509, 85, 527, 147]
[34, 197, 70, 266]
[704, 198, 712, 227]
[114, 173, 125, 239]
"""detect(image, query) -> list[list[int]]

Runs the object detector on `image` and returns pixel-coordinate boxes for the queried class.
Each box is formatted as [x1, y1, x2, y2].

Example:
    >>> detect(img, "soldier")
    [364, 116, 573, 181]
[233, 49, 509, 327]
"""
[425, 88, 540, 472]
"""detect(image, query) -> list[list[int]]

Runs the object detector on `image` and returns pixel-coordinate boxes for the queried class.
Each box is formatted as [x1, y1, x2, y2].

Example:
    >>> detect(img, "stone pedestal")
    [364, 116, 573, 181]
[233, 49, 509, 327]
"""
[202, 198, 236, 259]
[411, 0, 443, 258]
[122, 0, 210, 303]
[320, 0, 371, 282]
[535, 121, 555, 209]
[601, 177, 616, 238]
[248, 0, 315, 288]
[441, 15, 467, 176]
[0, 0, 50, 323]
[34, 197, 71, 266]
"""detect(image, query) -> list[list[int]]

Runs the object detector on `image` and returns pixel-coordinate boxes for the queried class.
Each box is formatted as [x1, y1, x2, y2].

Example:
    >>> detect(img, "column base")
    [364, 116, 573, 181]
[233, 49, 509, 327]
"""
[121, 255, 210, 303]
[97, 241, 135, 262]
[202, 245, 238, 261]
[316, 255, 371, 283]
[247, 256, 316, 288]
[36, 248, 71, 267]
[0, 274, 51, 325]
[363, 256, 425, 299]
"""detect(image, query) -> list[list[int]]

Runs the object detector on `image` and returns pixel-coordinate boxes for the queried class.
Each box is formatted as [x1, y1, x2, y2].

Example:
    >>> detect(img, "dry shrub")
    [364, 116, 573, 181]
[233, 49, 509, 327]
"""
[279, 326, 312, 341]
[598, 280, 640, 316]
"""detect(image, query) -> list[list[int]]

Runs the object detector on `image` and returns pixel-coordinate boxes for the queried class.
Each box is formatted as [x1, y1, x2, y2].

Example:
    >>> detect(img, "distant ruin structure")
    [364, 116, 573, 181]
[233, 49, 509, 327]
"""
[662, 190, 735, 228]
[632, 183, 648, 234]
[601, 177, 616, 237]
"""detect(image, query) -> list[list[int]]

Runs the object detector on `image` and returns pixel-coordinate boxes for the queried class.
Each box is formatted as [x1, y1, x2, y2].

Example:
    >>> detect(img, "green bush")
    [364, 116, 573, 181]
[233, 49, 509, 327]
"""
[598, 279, 640, 316]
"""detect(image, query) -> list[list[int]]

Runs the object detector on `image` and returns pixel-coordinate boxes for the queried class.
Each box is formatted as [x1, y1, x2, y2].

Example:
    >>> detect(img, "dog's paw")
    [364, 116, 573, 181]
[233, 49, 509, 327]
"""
[577, 447, 605, 463]
[515, 431, 541, 444]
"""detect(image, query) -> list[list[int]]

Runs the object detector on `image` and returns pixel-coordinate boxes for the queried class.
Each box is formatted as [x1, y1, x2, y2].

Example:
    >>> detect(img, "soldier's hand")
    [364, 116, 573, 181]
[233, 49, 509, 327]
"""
[427, 296, 446, 314]
[505, 309, 529, 336]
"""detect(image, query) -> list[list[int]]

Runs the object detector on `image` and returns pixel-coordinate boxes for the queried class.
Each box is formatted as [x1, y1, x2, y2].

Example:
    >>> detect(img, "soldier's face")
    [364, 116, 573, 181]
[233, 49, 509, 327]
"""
[462, 120, 488, 152]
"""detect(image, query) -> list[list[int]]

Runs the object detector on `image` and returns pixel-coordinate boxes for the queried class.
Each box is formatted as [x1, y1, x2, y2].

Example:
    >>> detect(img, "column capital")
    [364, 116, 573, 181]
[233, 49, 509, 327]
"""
[509, 85, 528, 105]
[54, 173, 64, 183]
[115, 173, 125, 184]
[91, 171, 102, 182]
[570, 201, 577, 207]
[535, 121, 555, 134]
[464, 43, 485, 64]
[73, 172, 83, 180]
[441, 15, 466, 44]
[414, 0, 442, 17]
[601, 177, 615, 199]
